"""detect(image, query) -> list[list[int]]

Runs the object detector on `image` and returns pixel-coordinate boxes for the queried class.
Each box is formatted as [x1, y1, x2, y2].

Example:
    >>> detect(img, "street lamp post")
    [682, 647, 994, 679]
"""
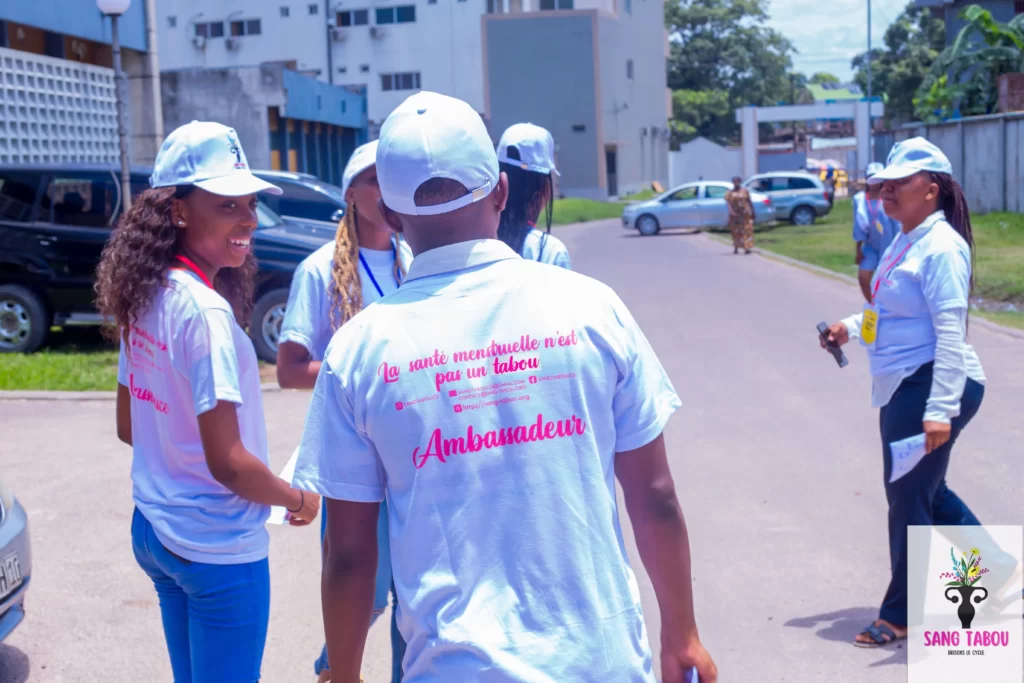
[97, 0, 133, 211]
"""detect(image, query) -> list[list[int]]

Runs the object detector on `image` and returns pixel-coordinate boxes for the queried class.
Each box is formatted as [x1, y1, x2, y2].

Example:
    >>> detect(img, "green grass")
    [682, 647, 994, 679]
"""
[749, 200, 1024, 321]
[0, 329, 119, 391]
[550, 197, 628, 225]
[975, 309, 1024, 330]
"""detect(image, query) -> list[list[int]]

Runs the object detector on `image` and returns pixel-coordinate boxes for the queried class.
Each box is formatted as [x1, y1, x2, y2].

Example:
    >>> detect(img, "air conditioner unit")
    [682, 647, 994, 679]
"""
[330, 27, 346, 41]
[225, 37, 241, 51]
[369, 26, 385, 39]
[192, 35, 207, 50]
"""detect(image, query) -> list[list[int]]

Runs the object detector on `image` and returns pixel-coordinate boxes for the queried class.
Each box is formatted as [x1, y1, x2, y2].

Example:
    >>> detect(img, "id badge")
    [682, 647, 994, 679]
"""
[860, 305, 879, 348]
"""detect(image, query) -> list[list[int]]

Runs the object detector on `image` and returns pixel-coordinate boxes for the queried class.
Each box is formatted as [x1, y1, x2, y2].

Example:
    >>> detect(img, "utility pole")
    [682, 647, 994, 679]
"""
[867, 0, 873, 164]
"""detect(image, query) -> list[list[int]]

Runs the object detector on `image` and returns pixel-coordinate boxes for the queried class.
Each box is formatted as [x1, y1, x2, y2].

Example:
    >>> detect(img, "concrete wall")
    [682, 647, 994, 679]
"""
[898, 112, 1024, 214]
[668, 137, 741, 187]
[758, 151, 807, 173]
[484, 13, 602, 199]
[0, 0, 148, 52]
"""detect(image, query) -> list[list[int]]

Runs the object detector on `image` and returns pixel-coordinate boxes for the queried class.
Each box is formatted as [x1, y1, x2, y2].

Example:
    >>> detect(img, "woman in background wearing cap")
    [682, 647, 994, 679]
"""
[821, 138, 986, 648]
[96, 121, 319, 681]
[852, 162, 901, 302]
[276, 140, 411, 683]
[495, 123, 571, 269]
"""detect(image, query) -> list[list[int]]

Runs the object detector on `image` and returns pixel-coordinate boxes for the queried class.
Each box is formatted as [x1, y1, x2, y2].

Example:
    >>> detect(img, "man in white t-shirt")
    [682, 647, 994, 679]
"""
[293, 91, 717, 683]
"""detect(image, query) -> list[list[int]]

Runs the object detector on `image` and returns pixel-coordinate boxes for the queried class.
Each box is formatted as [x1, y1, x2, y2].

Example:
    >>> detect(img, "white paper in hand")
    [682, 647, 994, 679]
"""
[266, 447, 301, 525]
[888, 433, 927, 483]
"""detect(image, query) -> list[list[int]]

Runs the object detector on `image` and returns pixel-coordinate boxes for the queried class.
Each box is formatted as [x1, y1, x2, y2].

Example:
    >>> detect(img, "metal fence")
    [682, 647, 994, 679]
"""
[895, 112, 1024, 214]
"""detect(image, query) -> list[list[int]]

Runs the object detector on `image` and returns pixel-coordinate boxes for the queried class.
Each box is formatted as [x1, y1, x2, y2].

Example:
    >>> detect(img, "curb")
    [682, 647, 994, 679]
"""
[0, 381, 284, 402]
[754, 245, 1024, 341]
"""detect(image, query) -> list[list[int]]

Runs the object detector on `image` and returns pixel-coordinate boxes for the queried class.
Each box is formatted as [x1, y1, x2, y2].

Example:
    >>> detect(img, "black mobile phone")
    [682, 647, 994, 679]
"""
[817, 321, 849, 368]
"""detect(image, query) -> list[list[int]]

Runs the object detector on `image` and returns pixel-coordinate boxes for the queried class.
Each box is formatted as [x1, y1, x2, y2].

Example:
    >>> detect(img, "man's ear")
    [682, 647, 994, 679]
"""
[493, 172, 509, 214]
[379, 198, 404, 234]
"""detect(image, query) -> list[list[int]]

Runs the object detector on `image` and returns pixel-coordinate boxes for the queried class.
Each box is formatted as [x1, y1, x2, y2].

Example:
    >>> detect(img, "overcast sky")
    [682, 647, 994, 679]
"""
[766, 0, 913, 81]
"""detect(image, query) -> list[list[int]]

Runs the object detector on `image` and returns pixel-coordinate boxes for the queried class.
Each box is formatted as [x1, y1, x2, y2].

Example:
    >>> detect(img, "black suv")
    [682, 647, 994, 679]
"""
[252, 170, 348, 226]
[0, 165, 332, 361]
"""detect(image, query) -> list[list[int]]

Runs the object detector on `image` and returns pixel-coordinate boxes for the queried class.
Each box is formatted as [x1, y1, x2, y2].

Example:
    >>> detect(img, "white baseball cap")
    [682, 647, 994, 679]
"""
[867, 137, 953, 185]
[497, 123, 559, 176]
[150, 120, 282, 196]
[376, 91, 499, 216]
[865, 162, 885, 178]
[340, 140, 379, 198]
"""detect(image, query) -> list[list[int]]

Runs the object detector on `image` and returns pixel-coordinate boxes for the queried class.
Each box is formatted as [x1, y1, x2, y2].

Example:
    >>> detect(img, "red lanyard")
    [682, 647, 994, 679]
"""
[171, 254, 214, 289]
[872, 239, 913, 298]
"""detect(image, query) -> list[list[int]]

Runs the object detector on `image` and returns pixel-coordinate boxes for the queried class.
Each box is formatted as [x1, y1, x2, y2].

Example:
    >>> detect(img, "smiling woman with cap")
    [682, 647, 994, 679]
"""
[821, 137, 987, 649]
[495, 123, 571, 268]
[274, 139, 411, 683]
[95, 120, 320, 681]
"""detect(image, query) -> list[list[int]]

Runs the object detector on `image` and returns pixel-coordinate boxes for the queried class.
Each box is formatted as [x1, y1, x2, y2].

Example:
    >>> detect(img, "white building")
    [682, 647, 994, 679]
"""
[155, 0, 669, 197]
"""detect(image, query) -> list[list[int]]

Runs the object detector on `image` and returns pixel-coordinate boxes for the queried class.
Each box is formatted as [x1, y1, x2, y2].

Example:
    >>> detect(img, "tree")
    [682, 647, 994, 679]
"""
[850, 4, 946, 125]
[809, 72, 841, 85]
[917, 5, 1024, 119]
[665, 0, 796, 144]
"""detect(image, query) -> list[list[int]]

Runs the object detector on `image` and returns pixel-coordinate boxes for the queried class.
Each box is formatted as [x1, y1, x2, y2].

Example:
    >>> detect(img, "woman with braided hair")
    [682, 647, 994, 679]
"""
[276, 140, 411, 683]
[821, 138, 987, 649]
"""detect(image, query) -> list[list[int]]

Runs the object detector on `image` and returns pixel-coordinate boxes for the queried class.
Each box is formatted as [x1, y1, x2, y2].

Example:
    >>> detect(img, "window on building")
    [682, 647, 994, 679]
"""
[428, 0, 438, 4]
[360, 64, 370, 72]
[559, 0, 573, 7]
[376, 7, 395, 23]
[626, 59, 633, 80]
[354, 9, 369, 23]
[209, 22, 225, 37]
[487, 0, 505, 12]
[624, 0, 631, 13]
[167, 16, 177, 28]
[231, 19, 262, 36]
[338, 66, 348, 73]
[381, 72, 421, 91]
[309, 3, 319, 14]
[195, 23, 207, 37]
[281, 6, 290, 17]
[539, 0, 555, 8]
[396, 5, 416, 22]
[1016, 0, 1024, 12]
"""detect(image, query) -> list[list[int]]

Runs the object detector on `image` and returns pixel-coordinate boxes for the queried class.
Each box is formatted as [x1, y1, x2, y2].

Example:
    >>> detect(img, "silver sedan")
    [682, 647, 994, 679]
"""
[622, 181, 775, 236]
[0, 478, 30, 642]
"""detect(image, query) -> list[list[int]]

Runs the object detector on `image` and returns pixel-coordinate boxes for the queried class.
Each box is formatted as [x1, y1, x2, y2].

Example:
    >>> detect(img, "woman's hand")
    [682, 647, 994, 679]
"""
[924, 421, 951, 454]
[820, 322, 849, 350]
[288, 490, 321, 526]
[662, 636, 718, 683]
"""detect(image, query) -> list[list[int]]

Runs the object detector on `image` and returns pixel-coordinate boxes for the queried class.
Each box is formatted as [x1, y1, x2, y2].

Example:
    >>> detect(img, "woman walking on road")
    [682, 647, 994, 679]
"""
[496, 123, 571, 269]
[96, 121, 319, 682]
[276, 140, 411, 683]
[821, 138, 986, 649]
[726, 176, 755, 254]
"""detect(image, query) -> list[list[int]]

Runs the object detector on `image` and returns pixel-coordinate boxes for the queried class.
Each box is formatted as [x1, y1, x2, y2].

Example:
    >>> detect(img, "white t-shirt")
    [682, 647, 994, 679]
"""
[521, 227, 571, 269]
[293, 239, 679, 683]
[280, 237, 414, 360]
[118, 268, 270, 564]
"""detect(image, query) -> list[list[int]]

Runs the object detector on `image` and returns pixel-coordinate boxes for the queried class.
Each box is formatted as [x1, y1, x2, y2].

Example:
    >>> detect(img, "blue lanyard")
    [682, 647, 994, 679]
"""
[358, 242, 400, 298]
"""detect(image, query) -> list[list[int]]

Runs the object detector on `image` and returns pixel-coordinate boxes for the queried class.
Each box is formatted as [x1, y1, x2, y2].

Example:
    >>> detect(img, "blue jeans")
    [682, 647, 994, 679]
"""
[878, 363, 984, 627]
[131, 508, 270, 683]
[315, 500, 405, 681]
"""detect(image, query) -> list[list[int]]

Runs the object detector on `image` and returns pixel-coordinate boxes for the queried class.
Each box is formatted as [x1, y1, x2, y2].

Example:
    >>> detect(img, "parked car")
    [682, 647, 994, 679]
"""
[0, 478, 30, 643]
[0, 165, 331, 361]
[743, 172, 832, 225]
[252, 170, 347, 230]
[621, 181, 774, 236]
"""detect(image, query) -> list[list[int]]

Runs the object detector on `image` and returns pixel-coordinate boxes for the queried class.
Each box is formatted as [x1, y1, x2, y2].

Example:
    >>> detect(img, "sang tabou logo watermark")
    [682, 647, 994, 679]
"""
[908, 526, 1022, 683]
[940, 546, 990, 629]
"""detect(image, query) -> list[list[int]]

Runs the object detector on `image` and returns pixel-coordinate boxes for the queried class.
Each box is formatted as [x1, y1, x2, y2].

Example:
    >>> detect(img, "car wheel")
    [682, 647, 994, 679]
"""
[636, 214, 660, 236]
[0, 285, 50, 354]
[790, 206, 816, 226]
[250, 288, 289, 364]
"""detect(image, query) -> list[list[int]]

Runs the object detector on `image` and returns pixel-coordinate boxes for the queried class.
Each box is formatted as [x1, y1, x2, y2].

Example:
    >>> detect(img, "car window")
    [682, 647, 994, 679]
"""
[667, 186, 698, 201]
[257, 201, 285, 228]
[788, 177, 817, 190]
[44, 175, 119, 227]
[705, 185, 729, 199]
[276, 182, 340, 221]
[0, 172, 42, 222]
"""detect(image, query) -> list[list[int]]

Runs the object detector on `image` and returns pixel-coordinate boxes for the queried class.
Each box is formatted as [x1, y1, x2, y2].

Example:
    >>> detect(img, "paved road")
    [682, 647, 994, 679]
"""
[2, 221, 1021, 682]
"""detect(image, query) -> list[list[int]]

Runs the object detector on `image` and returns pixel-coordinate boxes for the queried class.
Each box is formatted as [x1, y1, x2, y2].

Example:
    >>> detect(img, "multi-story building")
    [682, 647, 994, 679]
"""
[154, 0, 669, 197]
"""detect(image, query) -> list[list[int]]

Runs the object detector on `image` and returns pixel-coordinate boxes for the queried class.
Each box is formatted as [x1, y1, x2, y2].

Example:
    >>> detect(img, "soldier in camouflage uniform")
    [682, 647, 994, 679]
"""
[725, 176, 755, 254]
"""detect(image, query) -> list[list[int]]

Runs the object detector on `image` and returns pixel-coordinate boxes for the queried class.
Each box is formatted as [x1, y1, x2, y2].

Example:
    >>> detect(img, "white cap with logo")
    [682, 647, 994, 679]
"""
[341, 140, 379, 198]
[150, 120, 282, 196]
[497, 123, 559, 176]
[867, 137, 953, 185]
[376, 91, 499, 216]
[865, 162, 885, 178]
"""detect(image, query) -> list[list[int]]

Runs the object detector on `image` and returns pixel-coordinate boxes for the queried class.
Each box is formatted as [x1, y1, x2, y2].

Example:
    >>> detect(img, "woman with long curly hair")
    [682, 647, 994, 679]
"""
[495, 123, 570, 269]
[276, 140, 411, 683]
[822, 138, 987, 649]
[96, 121, 319, 682]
